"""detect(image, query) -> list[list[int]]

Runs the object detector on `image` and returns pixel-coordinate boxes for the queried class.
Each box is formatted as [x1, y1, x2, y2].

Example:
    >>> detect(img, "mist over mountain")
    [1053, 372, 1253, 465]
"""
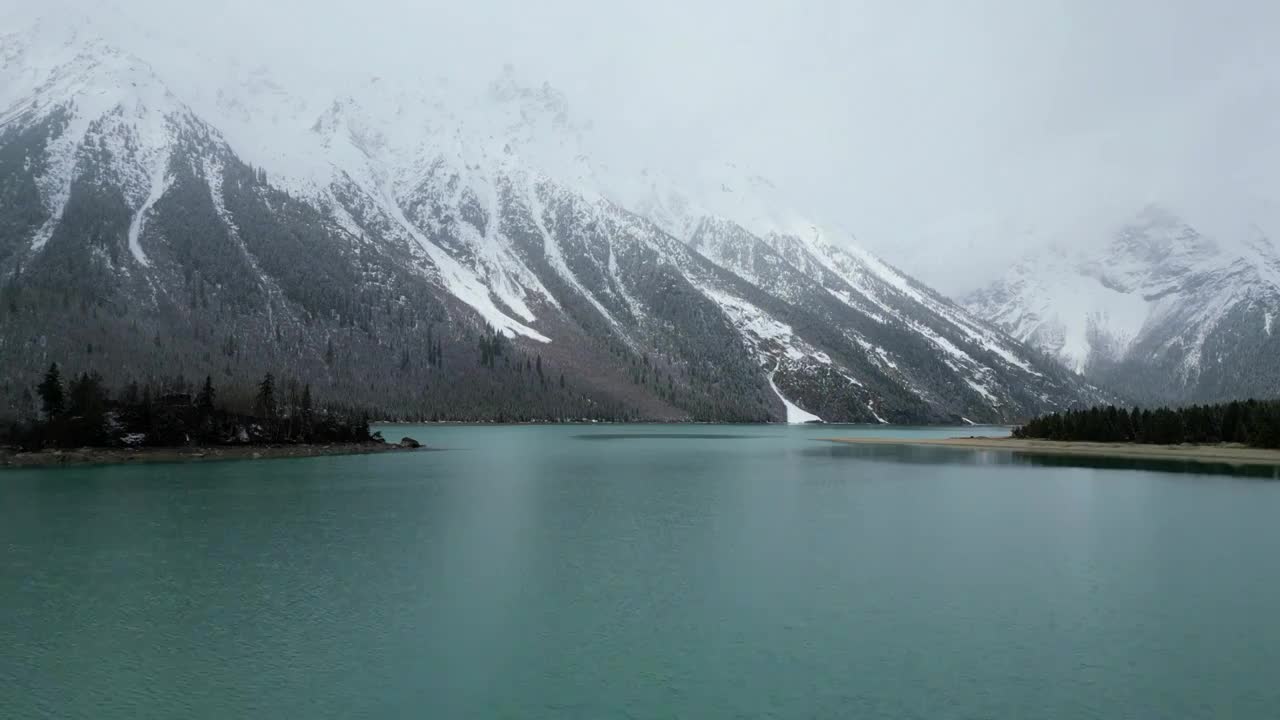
[0, 18, 1104, 422]
[967, 208, 1280, 404]
[6, 0, 1278, 298]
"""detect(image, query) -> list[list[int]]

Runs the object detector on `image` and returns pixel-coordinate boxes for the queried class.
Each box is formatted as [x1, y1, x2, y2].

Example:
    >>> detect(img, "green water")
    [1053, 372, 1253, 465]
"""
[3, 424, 1279, 718]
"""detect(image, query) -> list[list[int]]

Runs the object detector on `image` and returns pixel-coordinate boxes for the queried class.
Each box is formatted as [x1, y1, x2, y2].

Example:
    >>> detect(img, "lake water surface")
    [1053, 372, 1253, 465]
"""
[3, 424, 1279, 718]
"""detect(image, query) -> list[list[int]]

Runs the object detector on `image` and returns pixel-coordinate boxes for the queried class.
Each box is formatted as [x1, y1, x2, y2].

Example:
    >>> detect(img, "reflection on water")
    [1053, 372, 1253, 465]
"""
[5, 423, 1280, 719]
[574, 433, 764, 441]
[813, 442, 1280, 479]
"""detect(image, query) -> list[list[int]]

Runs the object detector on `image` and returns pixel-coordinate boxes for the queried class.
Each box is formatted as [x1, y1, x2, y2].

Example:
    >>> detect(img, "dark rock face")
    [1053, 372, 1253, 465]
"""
[398, 437, 422, 449]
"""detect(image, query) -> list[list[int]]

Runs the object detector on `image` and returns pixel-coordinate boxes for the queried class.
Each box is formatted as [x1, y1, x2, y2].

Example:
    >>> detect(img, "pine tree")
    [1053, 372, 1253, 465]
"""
[37, 362, 64, 418]
[196, 375, 216, 413]
[17, 387, 35, 422]
[66, 372, 109, 444]
[256, 372, 277, 418]
[66, 372, 103, 415]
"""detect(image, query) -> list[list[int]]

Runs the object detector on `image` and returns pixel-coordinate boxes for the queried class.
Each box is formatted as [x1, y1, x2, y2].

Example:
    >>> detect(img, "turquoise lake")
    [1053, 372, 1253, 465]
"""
[3, 424, 1279, 718]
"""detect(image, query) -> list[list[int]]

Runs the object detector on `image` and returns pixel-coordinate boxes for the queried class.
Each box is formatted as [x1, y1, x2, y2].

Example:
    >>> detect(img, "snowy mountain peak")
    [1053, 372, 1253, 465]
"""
[487, 64, 572, 128]
[0, 28, 212, 265]
[2, 28, 172, 118]
[0, 16, 1104, 423]
[967, 210, 1280, 401]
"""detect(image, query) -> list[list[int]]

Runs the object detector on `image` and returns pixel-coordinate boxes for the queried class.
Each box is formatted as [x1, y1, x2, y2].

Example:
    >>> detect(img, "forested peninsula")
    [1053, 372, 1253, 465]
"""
[1, 363, 420, 466]
[1012, 401, 1280, 449]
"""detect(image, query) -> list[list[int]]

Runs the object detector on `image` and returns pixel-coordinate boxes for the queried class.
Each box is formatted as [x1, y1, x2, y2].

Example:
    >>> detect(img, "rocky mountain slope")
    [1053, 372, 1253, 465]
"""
[966, 207, 1280, 404]
[0, 22, 1102, 423]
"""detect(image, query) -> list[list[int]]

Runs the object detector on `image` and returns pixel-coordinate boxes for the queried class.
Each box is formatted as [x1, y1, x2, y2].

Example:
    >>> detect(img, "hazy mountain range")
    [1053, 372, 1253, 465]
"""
[1, 21, 1105, 422]
[966, 207, 1280, 404]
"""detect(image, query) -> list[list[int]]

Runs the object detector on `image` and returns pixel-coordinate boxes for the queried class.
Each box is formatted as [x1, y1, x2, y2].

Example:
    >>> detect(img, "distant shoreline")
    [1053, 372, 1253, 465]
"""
[0, 441, 424, 469]
[823, 436, 1280, 467]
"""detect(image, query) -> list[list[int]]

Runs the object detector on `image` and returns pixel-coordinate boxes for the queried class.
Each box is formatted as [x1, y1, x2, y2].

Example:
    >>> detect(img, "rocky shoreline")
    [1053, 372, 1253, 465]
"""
[0, 437, 426, 469]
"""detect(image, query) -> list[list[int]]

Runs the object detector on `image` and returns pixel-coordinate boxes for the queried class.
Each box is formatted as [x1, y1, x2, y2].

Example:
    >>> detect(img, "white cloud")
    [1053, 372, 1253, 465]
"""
[4, 0, 1277, 295]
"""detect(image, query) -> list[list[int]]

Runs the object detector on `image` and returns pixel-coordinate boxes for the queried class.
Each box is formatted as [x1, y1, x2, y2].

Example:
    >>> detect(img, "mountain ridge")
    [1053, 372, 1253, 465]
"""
[966, 207, 1280, 404]
[0, 23, 1103, 423]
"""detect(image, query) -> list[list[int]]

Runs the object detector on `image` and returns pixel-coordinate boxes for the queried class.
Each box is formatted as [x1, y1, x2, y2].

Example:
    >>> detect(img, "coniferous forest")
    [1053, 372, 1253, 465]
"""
[1013, 400, 1280, 449]
[3, 363, 373, 451]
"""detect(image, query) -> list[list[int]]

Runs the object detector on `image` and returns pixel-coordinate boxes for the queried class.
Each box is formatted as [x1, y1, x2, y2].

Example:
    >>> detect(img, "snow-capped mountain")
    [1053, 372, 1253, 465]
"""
[966, 207, 1280, 403]
[0, 21, 1102, 422]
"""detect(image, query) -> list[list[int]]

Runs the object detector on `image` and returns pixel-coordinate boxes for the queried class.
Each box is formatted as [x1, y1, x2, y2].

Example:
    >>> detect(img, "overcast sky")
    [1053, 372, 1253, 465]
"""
[6, 0, 1278, 293]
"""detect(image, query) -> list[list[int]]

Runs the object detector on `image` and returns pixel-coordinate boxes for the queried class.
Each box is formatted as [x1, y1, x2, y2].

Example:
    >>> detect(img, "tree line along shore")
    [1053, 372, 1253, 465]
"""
[1, 362, 398, 456]
[6, 364, 1279, 470]
[1012, 400, 1280, 449]
[825, 399, 1280, 469]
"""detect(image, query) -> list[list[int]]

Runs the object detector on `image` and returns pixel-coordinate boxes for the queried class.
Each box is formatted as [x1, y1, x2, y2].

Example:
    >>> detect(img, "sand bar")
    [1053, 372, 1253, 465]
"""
[823, 436, 1280, 467]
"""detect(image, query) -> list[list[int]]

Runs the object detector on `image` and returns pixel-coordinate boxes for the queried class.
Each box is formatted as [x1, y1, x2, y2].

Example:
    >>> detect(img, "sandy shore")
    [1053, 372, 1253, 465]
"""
[0, 441, 424, 469]
[823, 436, 1280, 467]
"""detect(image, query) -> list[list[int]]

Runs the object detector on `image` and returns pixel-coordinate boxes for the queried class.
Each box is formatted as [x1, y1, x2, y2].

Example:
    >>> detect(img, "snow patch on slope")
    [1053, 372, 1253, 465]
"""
[702, 287, 830, 364]
[821, 237, 1041, 375]
[607, 243, 646, 321]
[966, 378, 999, 405]
[769, 367, 821, 424]
[125, 161, 170, 267]
[867, 404, 888, 424]
[383, 189, 550, 342]
[524, 181, 626, 332]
